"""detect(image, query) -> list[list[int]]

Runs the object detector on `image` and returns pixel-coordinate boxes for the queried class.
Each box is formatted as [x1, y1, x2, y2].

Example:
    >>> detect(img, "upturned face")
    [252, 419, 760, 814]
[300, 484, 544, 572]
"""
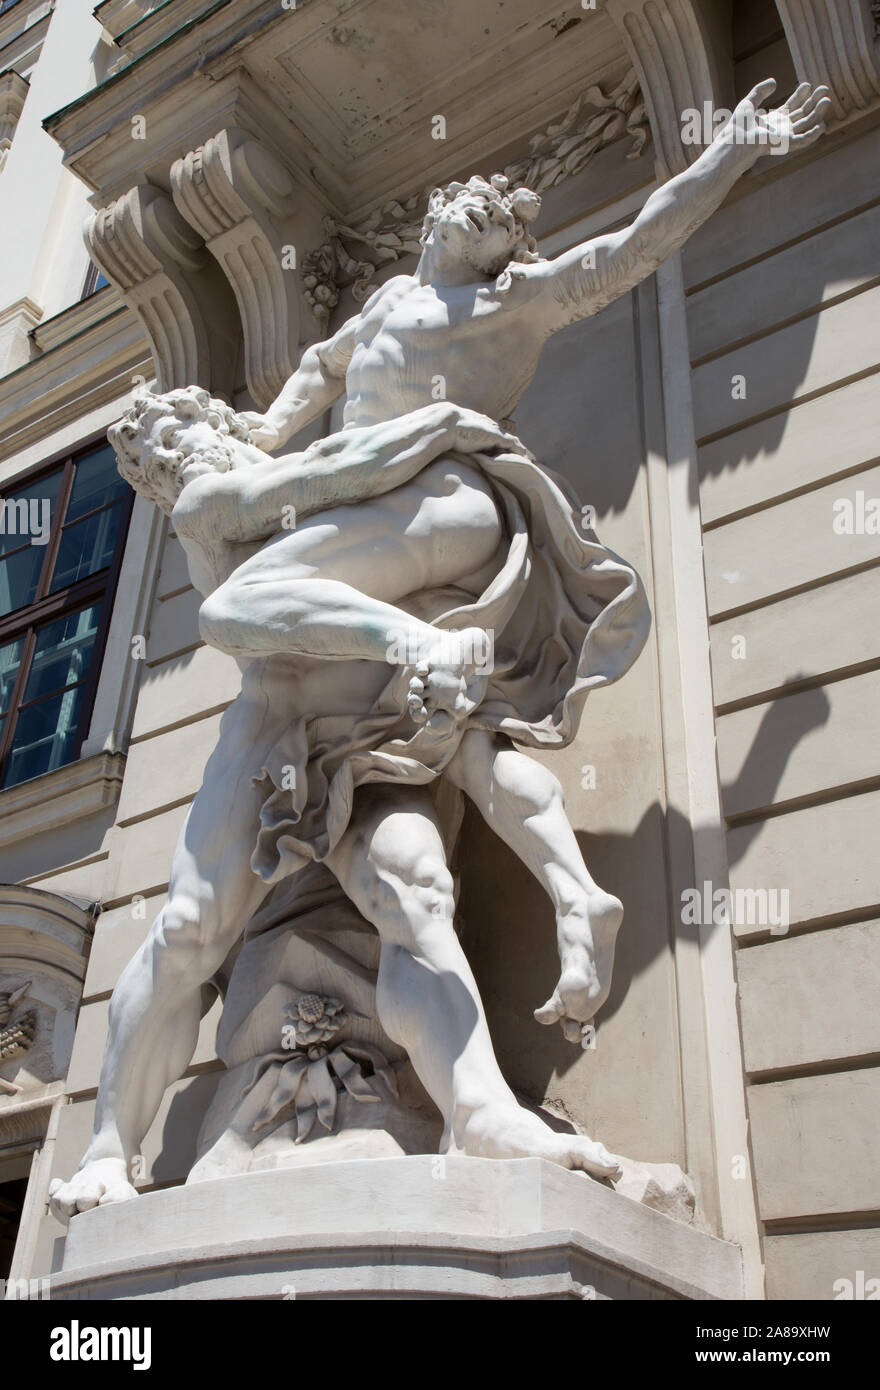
[431, 188, 520, 277]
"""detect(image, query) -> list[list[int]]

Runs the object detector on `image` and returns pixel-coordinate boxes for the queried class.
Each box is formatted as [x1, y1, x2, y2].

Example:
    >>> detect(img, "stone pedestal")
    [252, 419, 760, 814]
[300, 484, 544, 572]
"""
[52, 1156, 743, 1300]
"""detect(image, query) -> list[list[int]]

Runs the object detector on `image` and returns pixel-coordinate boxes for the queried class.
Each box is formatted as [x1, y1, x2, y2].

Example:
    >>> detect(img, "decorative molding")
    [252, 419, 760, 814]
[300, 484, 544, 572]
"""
[85, 183, 218, 393]
[0, 68, 28, 173]
[0, 888, 94, 1097]
[603, 0, 732, 178]
[0, 981, 36, 1090]
[171, 127, 301, 408]
[0, 749, 125, 847]
[0, 1083, 65, 1147]
[775, 0, 880, 122]
[300, 70, 650, 326]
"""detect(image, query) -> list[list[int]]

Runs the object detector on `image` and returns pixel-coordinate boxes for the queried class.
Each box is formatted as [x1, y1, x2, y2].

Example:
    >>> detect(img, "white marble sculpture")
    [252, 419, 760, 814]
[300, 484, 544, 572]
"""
[50, 79, 829, 1220]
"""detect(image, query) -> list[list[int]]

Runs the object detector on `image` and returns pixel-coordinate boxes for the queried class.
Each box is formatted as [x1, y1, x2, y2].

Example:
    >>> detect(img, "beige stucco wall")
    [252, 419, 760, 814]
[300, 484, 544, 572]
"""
[683, 113, 880, 1300]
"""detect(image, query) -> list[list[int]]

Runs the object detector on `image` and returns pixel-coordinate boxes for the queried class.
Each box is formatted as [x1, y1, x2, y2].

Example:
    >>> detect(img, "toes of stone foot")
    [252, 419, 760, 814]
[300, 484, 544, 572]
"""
[406, 683, 428, 722]
[534, 993, 563, 1026]
[591, 1147, 622, 1181]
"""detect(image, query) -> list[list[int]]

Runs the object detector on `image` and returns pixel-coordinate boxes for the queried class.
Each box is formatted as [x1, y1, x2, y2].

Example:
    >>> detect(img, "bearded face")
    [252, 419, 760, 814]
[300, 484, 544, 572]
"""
[110, 388, 251, 514]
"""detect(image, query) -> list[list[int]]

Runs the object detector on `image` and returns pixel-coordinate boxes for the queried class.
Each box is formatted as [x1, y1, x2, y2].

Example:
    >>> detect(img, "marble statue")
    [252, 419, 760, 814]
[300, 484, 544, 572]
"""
[50, 79, 829, 1220]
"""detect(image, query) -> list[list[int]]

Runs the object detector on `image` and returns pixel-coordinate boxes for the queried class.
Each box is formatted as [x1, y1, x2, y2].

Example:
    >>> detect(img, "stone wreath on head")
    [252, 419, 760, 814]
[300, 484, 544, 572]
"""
[420, 173, 543, 276]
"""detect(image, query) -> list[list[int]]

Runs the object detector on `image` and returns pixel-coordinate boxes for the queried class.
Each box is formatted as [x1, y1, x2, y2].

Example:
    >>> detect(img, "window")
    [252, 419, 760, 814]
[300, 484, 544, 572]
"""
[81, 263, 110, 299]
[0, 441, 133, 790]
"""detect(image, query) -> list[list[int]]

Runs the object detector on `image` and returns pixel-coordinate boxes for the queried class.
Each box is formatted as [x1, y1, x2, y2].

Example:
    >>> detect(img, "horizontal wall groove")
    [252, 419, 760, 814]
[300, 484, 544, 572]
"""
[735, 904, 880, 949]
[763, 1211, 880, 1236]
[708, 555, 880, 625]
[155, 583, 193, 603]
[685, 194, 880, 297]
[98, 882, 169, 913]
[145, 640, 202, 668]
[116, 792, 196, 829]
[748, 1053, 880, 1086]
[714, 656, 880, 717]
[695, 363, 880, 450]
[66, 1057, 224, 1105]
[724, 774, 880, 829]
[20, 850, 110, 887]
[701, 453, 880, 533]
[129, 700, 234, 745]
[690, 274, 880, 370]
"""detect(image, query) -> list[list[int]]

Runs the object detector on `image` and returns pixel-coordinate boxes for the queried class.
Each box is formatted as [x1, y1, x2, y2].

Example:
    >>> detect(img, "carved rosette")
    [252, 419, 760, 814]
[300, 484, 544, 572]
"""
[86, 184, 215, 391]
[171, 129, 301, 408]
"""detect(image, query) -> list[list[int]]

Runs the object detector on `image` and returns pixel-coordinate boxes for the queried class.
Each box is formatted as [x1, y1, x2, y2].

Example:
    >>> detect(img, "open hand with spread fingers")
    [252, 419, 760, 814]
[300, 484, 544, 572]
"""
[718, 78, 832, 163]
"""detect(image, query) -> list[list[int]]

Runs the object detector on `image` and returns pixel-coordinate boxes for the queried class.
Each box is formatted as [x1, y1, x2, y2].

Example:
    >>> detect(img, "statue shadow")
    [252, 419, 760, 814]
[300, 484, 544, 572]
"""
[514, 234, 877, 520]
[456, 680, 830, 1104]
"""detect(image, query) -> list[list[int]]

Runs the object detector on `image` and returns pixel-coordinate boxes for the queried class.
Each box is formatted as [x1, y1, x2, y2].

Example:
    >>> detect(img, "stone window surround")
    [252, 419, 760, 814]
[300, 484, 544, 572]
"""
[0, 413, 166, 847]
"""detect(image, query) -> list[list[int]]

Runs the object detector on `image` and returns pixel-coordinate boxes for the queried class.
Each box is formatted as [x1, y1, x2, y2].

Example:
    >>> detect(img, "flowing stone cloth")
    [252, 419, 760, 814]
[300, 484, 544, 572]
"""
[249, 447, 652, 884]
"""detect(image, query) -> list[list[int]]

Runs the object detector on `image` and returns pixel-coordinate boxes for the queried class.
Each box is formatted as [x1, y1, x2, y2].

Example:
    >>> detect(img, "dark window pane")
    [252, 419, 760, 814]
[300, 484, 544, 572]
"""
[66, 445, 127, 522]
[2, 684, 86, 788]
[20, 606, 99, 705]
[0, 545, 45, 618]
[50, 501, 123, 592]
[0, 469, 61, 556]
[0, 637, 23, 717]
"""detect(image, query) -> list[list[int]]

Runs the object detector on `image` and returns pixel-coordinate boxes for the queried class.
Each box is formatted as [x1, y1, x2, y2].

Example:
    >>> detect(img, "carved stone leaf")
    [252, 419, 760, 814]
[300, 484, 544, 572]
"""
[331, 1049, 381, 1103]
[309, 1059, 339, 1131]
[249, 1056, 308, 1132]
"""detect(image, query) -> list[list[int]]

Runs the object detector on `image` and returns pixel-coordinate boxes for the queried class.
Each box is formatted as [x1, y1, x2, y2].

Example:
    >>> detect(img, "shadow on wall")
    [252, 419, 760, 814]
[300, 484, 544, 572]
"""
[513, 194, 880, 519]
[457, 680, 830, 1105]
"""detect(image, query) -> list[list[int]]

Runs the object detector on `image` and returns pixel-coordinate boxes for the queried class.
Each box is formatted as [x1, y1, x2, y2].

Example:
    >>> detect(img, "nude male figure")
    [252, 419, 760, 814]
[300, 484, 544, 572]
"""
[50, 78, 829, 1218]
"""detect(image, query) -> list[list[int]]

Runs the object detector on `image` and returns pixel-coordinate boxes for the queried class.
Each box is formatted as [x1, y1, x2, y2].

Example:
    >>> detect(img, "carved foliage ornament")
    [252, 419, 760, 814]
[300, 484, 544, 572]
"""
[242, 992, 398, 1143]
[301, 71, 649, 324]
[0, 981, 36, 1093]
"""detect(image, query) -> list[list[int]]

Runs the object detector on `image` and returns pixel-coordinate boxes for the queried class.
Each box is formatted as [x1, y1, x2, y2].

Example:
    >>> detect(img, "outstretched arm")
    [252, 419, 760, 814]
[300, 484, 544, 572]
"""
[242, 312, 357, 450]
[174, 404, 520, 544]
[527, 80, 831, 334]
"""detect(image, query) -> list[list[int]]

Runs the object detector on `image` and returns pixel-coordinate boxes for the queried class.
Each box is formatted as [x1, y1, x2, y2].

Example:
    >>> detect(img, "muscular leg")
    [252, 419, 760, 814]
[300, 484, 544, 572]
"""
[198, 458, 501, 725]
[326, 784, 620, 1178]
[447, 729, 623, 1042]
[49, 696, 273, 1221]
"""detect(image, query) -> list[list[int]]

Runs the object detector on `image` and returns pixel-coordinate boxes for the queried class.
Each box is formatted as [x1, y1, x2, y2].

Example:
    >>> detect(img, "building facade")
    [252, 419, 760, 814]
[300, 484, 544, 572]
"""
[0, 0, 878, 1300]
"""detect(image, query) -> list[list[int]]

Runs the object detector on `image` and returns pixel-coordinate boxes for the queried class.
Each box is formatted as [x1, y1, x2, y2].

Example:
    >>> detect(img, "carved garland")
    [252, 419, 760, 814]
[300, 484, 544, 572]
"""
[301, 70, 649, 325]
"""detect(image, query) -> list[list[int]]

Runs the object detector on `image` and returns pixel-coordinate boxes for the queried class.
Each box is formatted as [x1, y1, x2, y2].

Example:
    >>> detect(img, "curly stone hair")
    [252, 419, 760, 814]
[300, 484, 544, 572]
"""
[420, 173, 543, 275]
[108, 385, 250, 513]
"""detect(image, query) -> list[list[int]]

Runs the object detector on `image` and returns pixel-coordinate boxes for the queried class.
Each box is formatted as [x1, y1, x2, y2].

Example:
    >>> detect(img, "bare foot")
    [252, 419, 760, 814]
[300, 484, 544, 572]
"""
[534, 890, 623, 1043]
[400, 626, 491, 731]
[460, 1100, 621, 1180]
[49, 1157, 138, 1225]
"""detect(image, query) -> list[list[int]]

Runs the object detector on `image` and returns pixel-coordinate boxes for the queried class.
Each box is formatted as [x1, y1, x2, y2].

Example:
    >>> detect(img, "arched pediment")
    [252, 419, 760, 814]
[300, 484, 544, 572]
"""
[0, 886, 94, 1097]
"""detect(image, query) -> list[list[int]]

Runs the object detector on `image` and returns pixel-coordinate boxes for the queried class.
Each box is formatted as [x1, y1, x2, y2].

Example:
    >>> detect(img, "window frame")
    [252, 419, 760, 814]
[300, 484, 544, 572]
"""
[0, 432, 134, 790]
